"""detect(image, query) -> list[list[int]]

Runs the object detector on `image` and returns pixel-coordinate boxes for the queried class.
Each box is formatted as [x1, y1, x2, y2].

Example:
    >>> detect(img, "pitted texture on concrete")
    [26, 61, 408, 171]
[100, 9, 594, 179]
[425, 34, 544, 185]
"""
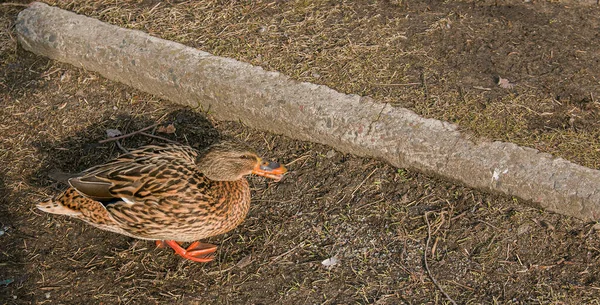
[16, 2, 600, 221]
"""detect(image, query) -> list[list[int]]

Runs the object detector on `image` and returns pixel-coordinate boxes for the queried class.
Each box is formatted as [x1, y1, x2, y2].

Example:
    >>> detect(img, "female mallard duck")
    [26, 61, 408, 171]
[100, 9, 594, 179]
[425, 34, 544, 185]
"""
[38, 141, 286, 263]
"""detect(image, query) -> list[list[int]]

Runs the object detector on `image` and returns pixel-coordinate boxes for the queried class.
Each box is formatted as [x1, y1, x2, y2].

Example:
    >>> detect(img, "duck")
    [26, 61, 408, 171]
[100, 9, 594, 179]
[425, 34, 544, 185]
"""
[37, 141, 287, 263]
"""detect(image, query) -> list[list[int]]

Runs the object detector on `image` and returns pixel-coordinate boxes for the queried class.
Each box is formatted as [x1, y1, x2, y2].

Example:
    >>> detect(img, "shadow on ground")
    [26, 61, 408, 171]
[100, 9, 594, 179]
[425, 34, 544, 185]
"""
[0, 174, 33, 302]
[30, 109, 220, 188]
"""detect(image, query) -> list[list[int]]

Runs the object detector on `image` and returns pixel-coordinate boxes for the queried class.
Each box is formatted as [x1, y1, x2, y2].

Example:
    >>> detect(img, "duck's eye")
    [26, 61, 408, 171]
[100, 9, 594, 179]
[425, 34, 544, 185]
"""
[240, 154, 254, 160]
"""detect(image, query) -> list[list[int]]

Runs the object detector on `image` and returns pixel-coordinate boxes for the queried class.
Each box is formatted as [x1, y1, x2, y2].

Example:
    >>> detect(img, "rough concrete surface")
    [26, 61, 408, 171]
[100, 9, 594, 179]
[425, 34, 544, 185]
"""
[15, 2, 600, 221]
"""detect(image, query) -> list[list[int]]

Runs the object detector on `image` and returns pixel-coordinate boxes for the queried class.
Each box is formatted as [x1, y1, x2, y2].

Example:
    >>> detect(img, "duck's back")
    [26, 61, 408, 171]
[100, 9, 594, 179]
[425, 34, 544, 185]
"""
[106, 172, 251, 241]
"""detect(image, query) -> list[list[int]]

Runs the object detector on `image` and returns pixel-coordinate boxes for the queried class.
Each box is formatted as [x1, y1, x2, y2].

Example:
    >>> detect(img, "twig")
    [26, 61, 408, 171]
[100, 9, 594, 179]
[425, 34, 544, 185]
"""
[351, 168, 378, 198]
[284, 154, 310, 167]
[2, 3, 29, 7]
[139, 132, 180, 144]
[373, 82, 421, 87]
[477, 220, 500, 230]
[98, 123, 159, 143]
[268, 242, 304, 263]
[115, 140, 129, 153]
[206, 266, 235, 276]
[424, 212, 457, 305]
[421, 72, 428, 98]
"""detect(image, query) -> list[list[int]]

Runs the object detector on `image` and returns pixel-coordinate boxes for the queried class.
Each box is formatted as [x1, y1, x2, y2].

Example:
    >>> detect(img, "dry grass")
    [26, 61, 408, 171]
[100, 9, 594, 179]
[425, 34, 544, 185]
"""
[1, 1, 600, 304]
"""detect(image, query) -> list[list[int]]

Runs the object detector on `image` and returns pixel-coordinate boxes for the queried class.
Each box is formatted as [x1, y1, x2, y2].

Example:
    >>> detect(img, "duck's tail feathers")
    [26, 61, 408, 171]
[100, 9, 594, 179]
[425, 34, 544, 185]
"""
[37, 187, 84, 216]
[37, 198, 82, 216]
[38, 188, 115, 227]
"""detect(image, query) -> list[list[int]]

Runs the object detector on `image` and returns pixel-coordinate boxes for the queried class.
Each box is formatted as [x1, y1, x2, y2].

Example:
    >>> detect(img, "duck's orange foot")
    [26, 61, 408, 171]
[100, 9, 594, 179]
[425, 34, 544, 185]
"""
[156, 240, 217, 263]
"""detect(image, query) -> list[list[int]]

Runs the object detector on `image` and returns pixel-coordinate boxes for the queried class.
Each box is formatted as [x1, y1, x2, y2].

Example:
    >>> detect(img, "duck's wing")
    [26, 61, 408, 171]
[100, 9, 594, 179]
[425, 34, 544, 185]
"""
[69, 144, 200, 204]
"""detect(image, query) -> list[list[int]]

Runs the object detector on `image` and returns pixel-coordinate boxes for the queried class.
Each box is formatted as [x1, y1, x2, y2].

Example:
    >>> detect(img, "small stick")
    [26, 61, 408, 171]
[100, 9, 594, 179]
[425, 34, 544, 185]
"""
[115, 140, 129, 153]
[351, 168, 378, 198]
[421, 72, 429, 98]
[98, 123, 159, 143]
[139, 132, 180, 144]
[477, 220, 500, 230]
[373, 82, 421, 87]
[285, 154, 311, 167]
[424, 212, 457, 305]
[2, 3, 29, 7]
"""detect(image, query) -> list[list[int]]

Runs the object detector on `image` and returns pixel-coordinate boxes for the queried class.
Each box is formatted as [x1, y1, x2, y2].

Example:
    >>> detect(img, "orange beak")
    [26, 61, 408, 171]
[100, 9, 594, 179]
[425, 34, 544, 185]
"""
[252, 158, 287, 181]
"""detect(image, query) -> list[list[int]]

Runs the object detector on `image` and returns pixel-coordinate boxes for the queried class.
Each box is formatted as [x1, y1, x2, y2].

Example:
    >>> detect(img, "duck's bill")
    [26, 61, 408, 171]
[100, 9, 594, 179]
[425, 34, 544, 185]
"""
[253, 160, 287, 181]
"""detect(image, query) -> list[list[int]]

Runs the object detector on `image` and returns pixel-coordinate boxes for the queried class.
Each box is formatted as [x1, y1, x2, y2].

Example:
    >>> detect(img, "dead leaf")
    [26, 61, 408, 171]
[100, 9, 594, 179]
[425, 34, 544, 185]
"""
[157, 124, 176, 134]
[235, 255, 253, 268]
[106, 129, 122, 138]
[497, 77, 515, 89]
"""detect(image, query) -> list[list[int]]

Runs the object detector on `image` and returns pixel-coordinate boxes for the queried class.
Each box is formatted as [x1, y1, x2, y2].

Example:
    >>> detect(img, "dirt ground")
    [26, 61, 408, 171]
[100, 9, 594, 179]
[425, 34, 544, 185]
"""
[1, 1, 600, 304]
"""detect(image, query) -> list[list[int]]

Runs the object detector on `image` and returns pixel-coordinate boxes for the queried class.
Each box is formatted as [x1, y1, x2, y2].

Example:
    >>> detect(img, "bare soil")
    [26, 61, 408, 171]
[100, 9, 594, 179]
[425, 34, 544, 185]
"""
[1, 1, 600, 304]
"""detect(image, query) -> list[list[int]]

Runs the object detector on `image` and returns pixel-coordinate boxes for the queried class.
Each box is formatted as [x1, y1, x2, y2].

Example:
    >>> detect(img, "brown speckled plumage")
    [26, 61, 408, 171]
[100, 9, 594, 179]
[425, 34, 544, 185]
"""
[38, 141, 286, 262]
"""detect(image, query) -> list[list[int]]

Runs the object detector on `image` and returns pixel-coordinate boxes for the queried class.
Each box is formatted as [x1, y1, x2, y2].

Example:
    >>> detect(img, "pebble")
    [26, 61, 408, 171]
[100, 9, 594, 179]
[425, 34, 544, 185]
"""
[321, 256, 339, 268]
[517, 223, 530, 235]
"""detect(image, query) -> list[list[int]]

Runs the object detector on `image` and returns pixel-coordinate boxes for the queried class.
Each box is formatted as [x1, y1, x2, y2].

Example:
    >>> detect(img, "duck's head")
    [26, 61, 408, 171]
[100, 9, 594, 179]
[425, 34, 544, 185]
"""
[197, 141, 287, 181]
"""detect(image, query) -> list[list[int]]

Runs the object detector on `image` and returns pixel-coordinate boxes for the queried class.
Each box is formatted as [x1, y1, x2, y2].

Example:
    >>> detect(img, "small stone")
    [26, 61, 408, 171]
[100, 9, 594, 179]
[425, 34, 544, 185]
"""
[45, 292, 51, 299]
[321, 256, 339, 269]
[235, 255, 253, 269]
[325, 150, 336, 158]
[539, 220, 555, 231]
[517, 223, 530, 235]
[106, 129, 122, 138]
[60, 72, 70, 82]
